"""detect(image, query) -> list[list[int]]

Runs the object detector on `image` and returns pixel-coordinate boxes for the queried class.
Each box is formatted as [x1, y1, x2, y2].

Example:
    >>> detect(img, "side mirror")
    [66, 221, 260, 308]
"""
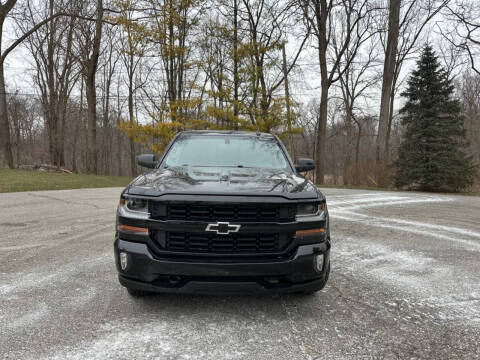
[137, 154, 157, 168]
[295, 158, 315, 173]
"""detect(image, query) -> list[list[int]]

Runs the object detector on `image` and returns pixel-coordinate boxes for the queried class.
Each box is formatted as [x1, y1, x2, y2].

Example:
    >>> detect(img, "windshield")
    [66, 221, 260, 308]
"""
[162, 135, 291, 170]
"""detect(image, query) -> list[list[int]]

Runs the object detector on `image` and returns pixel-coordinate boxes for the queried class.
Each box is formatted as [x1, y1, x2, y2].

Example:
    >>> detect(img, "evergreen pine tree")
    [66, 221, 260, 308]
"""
[393, 45, 476, 192]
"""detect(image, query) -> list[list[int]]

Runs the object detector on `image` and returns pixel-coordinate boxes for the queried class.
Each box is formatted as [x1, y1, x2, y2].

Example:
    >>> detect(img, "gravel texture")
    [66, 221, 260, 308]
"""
[0, 187, 479, 359]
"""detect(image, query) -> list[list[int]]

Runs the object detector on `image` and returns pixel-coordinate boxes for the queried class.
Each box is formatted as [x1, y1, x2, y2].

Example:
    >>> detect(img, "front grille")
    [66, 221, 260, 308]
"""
[149, 202, 296, 223]
[152, 231, 293, 254]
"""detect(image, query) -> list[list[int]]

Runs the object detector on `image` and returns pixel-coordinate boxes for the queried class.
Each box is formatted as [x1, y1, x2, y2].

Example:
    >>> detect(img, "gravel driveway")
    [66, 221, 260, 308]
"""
[1, 187, 479, 359]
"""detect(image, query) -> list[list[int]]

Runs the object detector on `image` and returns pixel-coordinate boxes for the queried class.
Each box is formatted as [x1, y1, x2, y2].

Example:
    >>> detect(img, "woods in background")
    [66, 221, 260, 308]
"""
[0, 0, 479, 191]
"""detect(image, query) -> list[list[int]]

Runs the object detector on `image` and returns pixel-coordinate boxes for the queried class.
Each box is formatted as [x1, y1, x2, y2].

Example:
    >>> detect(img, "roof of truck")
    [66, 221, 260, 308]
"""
[178, 130, 274, 138]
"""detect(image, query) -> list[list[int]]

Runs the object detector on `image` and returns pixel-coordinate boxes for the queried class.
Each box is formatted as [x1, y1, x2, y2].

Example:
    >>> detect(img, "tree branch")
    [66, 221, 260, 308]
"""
[1, 12, 115, 63]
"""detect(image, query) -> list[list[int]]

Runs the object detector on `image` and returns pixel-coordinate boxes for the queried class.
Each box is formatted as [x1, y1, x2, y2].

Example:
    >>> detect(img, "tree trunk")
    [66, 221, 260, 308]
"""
[57, 97, 67, 167]
[376, 0, 400, 186]
[355, 122, 362, 166]
[103, 78, 111, 175]
[233, 0, 239, 123]
[354, 121, 362, 185]
[385, 83, 396, 163]
[47, 0, 59, 167]
[86, 69, 97, 174]
[0, 2, 16, 168]
[57, 16, 76, 169]
[330, 140, 337, 184]
[85, 0, 103, 174]
[343, 110, 353, 186]
[72, 79, 83, 173]
[128, 67, 136, 176]
[116, 81, 122, 176]
[84, 95, 89, 171]
[10, 99, 20, 165]
[0, 62, 14, 168]
[314, 0, 328, 185]
[129, 131, 135, 176]
[316, 87, 328, 185]
[282, 42, 295, 159]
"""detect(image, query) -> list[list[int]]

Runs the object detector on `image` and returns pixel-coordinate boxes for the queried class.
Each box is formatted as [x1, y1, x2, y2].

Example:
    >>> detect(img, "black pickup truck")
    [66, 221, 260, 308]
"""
[114, 130, 330, 296]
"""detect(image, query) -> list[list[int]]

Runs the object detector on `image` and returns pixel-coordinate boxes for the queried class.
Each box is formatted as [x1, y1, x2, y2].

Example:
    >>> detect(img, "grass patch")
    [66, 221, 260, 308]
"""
[0, 169, 132, 193]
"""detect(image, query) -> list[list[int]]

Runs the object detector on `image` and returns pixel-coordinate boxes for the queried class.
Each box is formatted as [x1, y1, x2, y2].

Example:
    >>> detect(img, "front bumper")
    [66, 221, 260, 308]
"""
[114, 238, 330, 294]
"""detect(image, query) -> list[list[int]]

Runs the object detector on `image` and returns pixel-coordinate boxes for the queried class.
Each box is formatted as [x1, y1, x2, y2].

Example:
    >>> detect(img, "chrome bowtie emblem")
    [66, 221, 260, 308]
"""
[205, 222, 241, 235]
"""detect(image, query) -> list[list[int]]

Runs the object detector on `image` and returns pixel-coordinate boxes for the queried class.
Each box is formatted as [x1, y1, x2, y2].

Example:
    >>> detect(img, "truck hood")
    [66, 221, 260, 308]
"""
[126, 166, 320, 199]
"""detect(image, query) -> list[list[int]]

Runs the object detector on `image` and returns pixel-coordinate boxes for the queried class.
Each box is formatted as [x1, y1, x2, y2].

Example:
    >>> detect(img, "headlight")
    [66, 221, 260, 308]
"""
[120, 197, 148, 213]
[297, 202, 319, 216]
[296, 201, 326, 216]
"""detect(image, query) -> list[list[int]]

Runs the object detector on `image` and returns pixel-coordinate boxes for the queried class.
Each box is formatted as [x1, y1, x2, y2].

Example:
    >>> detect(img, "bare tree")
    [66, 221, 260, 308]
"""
[375, 0, 400, 186]
[458, 72, 480, 164]
[118, 0, 146, 175]
[337, 40, 380, 184]
[75, 0, 104, 174]
[0, 0, 18, 167]
[232, 0, 240, 119]
[301, 0, 375, 184]
[240, 0, 307, 129]
[100, 23, 121, 175]
[442, 1, 480, 75]
[376, 0, 449, 186]
[0, 0, 98, 168]
[18, 0, 80, 168]
[0, 0, 107, 169]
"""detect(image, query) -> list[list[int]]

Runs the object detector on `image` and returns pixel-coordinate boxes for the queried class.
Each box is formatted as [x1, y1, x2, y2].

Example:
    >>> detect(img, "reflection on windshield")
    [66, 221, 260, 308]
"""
[163, 135, 290, 170]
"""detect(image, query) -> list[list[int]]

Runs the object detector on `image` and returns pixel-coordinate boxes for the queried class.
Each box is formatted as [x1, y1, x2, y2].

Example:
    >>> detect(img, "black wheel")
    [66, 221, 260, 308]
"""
[299, 263, 330, 295]
[126, 287, 151, 297]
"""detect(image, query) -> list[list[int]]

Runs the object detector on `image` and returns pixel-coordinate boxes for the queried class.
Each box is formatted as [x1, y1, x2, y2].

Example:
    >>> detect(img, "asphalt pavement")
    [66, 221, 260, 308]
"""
[1, 187, 479, 359]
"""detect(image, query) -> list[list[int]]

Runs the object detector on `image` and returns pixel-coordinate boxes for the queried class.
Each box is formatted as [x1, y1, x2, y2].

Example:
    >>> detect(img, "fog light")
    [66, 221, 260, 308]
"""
[120, 252, 128, 270]
[314, 254, 324, 272]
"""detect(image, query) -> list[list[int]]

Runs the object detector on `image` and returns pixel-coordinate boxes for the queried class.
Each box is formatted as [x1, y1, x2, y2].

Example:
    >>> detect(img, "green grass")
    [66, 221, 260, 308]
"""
[0, 169, 132, 193]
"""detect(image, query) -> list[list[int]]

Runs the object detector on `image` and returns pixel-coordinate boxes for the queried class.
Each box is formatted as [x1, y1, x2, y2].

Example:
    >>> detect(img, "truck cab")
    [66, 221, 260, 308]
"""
[115, 130, 330, 295]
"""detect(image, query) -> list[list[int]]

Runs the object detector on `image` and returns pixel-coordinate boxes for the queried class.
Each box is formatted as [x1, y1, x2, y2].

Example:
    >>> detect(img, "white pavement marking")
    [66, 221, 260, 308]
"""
[327, 195, 408, 206]
[329, 196, 451, 211]
[328, 193, 480, 250]
[0, 243, 45, 252]
[333, 213, 480, 250]
[327, 191, 480, 325]
[34, 319, 252, 360]
[0, 253, 111, 296]
[3, 303, 50, 330]
[338, 209, 480, 240]
[336, 238, 480, 324]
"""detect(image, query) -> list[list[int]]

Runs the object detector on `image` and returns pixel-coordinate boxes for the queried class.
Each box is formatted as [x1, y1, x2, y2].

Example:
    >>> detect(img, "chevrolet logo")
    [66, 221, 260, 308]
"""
[205, 222, 241, 235]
